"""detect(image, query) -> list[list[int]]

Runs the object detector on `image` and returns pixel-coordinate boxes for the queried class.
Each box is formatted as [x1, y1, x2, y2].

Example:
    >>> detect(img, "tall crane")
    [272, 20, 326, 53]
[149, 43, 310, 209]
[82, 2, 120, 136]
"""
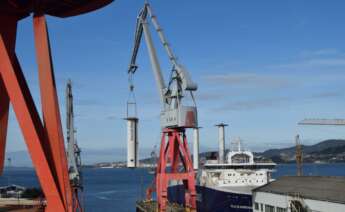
[298, 118, 345, 175]
[127, 2, 198, 211]
[128, 3, 198, 128]
[66, 80, 83, 212]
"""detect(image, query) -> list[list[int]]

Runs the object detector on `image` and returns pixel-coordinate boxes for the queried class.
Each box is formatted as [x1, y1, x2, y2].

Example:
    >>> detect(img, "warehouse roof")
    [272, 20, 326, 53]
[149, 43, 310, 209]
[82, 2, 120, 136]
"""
[254, 176, 345, 204]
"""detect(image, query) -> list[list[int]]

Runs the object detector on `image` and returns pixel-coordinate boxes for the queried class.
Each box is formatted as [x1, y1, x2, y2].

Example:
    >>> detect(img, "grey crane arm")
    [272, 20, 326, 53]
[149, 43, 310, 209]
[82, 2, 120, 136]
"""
[127, 3, 198, 98]
[127, 3, 198, 128]
[175, 64, 197, 91]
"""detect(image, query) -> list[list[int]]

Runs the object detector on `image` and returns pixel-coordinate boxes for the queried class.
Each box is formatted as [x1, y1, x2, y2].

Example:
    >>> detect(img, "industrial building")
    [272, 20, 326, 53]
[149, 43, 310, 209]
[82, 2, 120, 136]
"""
[252, 176, 345, 212]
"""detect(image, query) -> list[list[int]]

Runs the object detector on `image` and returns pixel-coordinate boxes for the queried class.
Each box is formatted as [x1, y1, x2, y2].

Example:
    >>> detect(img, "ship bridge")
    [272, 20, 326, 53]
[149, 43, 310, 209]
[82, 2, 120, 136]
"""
[227, 151, 254, 164]
[227, 138, 254, 165]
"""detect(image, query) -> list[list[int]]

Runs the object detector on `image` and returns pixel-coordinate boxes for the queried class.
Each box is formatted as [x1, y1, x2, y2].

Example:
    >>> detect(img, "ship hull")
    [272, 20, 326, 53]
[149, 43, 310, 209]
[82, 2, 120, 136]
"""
[168, 185, 252, 212]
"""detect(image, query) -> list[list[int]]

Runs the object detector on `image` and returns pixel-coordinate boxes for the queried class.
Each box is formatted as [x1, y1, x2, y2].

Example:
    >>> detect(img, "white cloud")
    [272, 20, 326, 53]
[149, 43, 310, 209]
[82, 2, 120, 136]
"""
[270, 49, 345, 70]
[216, 97, 290, 111]
[203, 73, 293, 88]
[300, 48, 340, 57]
[213, 91, 343, 112]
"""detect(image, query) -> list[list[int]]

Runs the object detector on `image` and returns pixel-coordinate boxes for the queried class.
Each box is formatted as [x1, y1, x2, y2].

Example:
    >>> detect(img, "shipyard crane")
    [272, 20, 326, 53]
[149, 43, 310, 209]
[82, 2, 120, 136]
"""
[298, 118, 345, 174]
[66, 80, 83, 212]
[126, 2, 198, 211]
[128, 4, 198, 128]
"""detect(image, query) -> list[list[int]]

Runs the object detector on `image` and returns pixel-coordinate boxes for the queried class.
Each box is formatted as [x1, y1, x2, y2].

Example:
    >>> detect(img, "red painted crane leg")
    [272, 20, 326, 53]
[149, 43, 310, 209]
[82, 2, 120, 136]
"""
[33, 14, 73, 211]
[171, 134, 180, 173]
[0, 37, 65, 212]
[0, 16, 18, 175]
[178, 133, 196, 210]
[180, 134, 193, 171]
[0, 79, 9, 175]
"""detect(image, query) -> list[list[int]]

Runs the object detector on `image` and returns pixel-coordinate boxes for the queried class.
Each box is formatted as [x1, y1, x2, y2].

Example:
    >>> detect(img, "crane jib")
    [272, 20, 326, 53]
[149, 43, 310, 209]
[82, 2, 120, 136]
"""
[126, 3, 198, 129]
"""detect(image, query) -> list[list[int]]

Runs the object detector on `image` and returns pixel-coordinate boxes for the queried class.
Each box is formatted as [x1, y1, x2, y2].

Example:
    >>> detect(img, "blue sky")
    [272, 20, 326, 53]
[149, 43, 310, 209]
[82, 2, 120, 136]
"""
[6, 0, 345, 154]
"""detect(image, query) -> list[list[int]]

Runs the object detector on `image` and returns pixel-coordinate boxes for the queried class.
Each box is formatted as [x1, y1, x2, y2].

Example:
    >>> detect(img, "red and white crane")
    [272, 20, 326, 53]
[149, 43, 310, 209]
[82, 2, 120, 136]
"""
[126, 2, 198, 211]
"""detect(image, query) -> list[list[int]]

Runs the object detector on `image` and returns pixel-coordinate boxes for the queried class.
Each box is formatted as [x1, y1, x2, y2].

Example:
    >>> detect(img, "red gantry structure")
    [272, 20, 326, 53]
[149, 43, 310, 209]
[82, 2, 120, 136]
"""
[0, 1, 113, 211]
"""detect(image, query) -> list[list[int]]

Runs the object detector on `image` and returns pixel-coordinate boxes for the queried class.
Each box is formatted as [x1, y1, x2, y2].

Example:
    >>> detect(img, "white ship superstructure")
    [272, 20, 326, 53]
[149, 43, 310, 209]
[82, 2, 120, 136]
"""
[168, 135, 276, 212]
[200, 138, 276, 190]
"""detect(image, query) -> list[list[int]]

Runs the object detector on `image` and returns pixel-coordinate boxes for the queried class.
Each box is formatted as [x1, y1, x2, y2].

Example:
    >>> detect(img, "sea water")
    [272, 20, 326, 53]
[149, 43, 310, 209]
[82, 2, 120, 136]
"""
[0, 164, 345, 212]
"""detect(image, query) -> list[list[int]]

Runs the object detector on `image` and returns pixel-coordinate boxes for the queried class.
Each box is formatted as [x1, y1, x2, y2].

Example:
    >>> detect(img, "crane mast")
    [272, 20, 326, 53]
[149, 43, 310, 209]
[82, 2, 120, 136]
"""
[66, 80, 83, 211]
[295, 134, 303, 176]
[66, 80, 82, 188]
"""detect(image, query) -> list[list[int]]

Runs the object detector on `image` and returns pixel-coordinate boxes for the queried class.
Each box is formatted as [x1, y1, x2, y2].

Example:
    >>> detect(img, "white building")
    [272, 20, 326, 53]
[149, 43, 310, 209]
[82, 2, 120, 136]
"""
[252, 176, 345, 212]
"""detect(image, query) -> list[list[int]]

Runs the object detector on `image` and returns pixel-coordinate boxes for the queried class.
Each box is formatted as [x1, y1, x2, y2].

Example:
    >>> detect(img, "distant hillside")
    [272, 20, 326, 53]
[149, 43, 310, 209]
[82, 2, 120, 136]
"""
[90, 139, 345, 167]
[258, 139, 345, 163]
[6, 148, 153, 167]
[191, 139, 345, 164]
[261, 139, 345, 158]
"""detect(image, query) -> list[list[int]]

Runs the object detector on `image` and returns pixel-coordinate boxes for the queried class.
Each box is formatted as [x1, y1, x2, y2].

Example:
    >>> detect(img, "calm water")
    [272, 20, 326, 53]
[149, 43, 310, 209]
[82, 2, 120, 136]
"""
[0, 164, 345, 212]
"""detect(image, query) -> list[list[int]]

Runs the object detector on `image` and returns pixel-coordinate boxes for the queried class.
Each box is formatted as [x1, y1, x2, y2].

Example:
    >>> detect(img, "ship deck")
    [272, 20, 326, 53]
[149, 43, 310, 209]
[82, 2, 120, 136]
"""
[136, 200, 187, 212]
[213, 185, 257, 195]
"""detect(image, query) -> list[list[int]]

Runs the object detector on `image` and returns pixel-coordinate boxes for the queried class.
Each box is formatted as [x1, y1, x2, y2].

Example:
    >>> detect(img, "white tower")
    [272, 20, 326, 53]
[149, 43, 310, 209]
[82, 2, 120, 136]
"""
[193, 127, 201, 170]
[215, 123, 228, 164]
[126, 117, 139, 168]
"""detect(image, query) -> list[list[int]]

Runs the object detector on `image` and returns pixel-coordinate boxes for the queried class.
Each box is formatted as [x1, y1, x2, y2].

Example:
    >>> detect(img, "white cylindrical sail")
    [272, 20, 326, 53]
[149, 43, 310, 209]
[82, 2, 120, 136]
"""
[216, 123, 228, 164]
[127, 118, 139, 168]
[193, 127, 200, 170]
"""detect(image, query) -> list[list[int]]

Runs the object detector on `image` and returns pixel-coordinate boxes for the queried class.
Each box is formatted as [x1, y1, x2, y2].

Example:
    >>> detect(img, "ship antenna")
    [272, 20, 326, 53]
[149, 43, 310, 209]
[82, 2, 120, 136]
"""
[237, 137, 242, 152]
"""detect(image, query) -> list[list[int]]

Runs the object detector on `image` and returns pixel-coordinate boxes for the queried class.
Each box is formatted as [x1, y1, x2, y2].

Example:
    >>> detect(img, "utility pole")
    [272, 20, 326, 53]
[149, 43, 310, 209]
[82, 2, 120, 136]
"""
[295, 135, 303, 176]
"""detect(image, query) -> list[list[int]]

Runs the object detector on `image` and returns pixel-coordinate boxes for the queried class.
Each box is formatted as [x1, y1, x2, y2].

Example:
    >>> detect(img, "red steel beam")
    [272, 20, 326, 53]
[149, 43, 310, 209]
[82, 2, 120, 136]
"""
[0, 36, 65, 211]
[156, 129, 196, 211]
[0, 16, 16, 174]
[33, 14, 73, 211]
[0, 1, 114, 211]
[0, 77, 9, 175]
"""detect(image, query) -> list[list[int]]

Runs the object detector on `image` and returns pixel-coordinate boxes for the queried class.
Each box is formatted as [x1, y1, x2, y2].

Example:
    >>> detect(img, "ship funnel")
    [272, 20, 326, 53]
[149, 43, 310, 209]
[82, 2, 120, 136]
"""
[215, 123, 228, 163]
[193, 127, 201, 170]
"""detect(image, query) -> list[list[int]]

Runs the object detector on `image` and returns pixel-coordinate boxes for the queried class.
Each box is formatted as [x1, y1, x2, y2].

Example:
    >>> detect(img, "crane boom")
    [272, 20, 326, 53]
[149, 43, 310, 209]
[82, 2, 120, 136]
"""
[146, 5, 197, 91]
[127, 3, 198, 128]
[129, 5, 166, 104]
[299, 118, 345, 126]
[146, 5, 177, 66]
[141, 12, 167, 104]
